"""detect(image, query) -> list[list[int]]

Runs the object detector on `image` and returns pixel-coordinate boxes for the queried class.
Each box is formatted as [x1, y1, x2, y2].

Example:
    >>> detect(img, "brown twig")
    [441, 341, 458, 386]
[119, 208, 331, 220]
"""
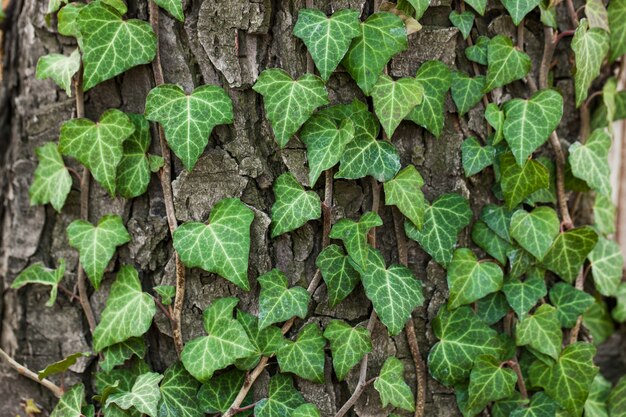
[506, 359, 528, 400]
[568, 266, 589, 343]
[0, 348, 64, 398]
[565, 0, 580, 27]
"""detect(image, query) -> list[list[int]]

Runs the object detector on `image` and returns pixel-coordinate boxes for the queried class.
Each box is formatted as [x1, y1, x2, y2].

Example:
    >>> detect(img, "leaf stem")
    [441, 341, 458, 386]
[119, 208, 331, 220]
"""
[0, 347, 64, 398]
[506, 358, 528, 400]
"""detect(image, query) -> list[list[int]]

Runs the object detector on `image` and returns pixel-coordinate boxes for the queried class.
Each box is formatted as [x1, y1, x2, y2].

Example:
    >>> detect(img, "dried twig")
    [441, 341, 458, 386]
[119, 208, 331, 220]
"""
[0, 347, 64, 398]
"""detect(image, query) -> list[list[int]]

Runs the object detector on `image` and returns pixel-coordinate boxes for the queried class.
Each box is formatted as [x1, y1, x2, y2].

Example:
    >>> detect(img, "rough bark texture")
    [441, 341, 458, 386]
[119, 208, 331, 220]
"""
[1, 0, 624, 416]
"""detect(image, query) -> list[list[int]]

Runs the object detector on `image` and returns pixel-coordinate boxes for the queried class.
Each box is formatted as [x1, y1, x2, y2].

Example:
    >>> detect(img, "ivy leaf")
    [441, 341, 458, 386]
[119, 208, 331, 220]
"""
[293, 9, 360, 81]
[35, 49, 81, 96]
[323, 320, 372, 381]
[39, 351, 91, 380]
[181, 297, 254, 382]
[300, 115, 354, 186]
[465, 0, 487, 14]
[342, 12, 407, 94]
[613, 282, 626, 322]
[374, 356, 415, 412]
[586, 0, 610, 32]
[466, 355, 517, 415]
[100, 338, 146, 373]
[77, 2, 156, 90]
[398, 0, 431, 18]
[588, 237, 623, 296]
[471, 221, 513, 265]
[428, 306, 508, 386]
[173, 198, 254, 291]
[608, 0, 626, 61]
[572, 19, 610, 107]
[502, 273, 547, 319]
[476, 292, 510, 325]
[329, 211, 382, 268]
[568, 128, 612, 196]
[485, 35, 531, 92]
[501, 0, 542, 25]
[145, 84, 234, 170]
[584, 374, 612, 417]
[583, 299, 614, 344]
[271, 173, 321, 237]
[516, 304, 562, 360]
[486, 103, 505, 144]
[465, 36, 490, 65]
[594, 194, 616, 235]
[293, 404, 321, 417]
[116, 114, 155, 199]
[451, 72, 486, 116]
[277, 323, 326, 383]
[383, 165, 426, 228]
[235, 310, 283, 370]
[549, 282, 595, 328]
[158, 362, 202, 417]
[447, 248, 503, 310]
[510, 207, 560, 261]
[371, 75, 424, 137]
[154, 285, 175, 306]
[543, 226, 599, 283]
[153, 0, 184, 22]
[51, 384, 85, 417]
[11, 259, 65, 307]
[316, 244, 360, 308]
[253, 69, 329, 148]
[258, 269, 310, 329]
[59, 109, 135, 196]
[67, 215, 131, 289]
[510, 392, 558, 417]
[500, 153, 550, 210]
[352, 248, 424, 336]
[107, 372, 164, 417]
[405, 193, 472, 267]
[197, 369, 252, 414]
[608, 375, 626, 416]
[58, 3, 85, 41]
[449, 11, 474, 39]
[462, 136, 495, 177]
[503, 89, 563, 165]
[93, 266, 156, 352]
[254, 374, 305, 417]
[405, 61, 453, 138]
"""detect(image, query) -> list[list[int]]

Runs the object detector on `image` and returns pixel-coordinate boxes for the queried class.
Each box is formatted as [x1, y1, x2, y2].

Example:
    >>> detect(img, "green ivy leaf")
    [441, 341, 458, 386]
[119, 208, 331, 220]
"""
[67, 215, 131, 289]
[608, 0, 626, 61]
[398, 0, 431, 18]
[510, 392, 558, 417]
[543, 226, 599, 283]
[461, 136, 495, 177]
[586, 0, 610, 32]
[145, 84, 234, 170]
[271, 173, 321, 237]
[508, 248, 535, 279]
[374, 356, 415, 411]
[197, 369, 251, 414]
[116, 114, 155, 199]
[255, 374, 306, 417]
[466, 355, 517, 415]
[486, 103, 505, 144]
[613, 282, 626, 322]
[51, 384, 85, 417]
[549, 282, 595, 328]
[608, 375, 626, 415]
[35, 49, 81, 96]
[154, 285, 175, 306]
[502, 273, 547, 319]
[588, 237, 623, 296]
[449, 11, 474, 39]
[465, 0, 487, 14]
[59, 109, 135, 196]
[383, 165, 426, 228]
[584, 374, 612, 417]
[329, 211, 382, 267]
[235, 310, 283, 370]
[485, 35, 531, 92]
[300, 115, 354, 186]
[516, 304, 562, 360]
[58, 3, 85, 41]
[501, 0, 542, 25]
[100, 338, 146, 374]
[471, 221, 513, 264]
[77, 2, 156, 90]
[316, 244, 360, 308]
[583, 299, 614, 344]
[11, 259, 65, 307]
[447, 248, 503, 310]
[39, 351, 91, 380]
[107, 372, 164, 417]
[405, 61, 452, 138]
[476, 292, 510, 325]
[153, 0, 184, 22]
[352, 248, 424, 336]
[405, 193, 472, 267]
[323, 320, 372, 381]
[258, 269, 310, 329]
[181, 297, 254, 382]
[253, 69, 329, 148]
[569, 128, 612, 196]
[173, 198, 254, 291]
[503, 89, 563, 165]
[451, 72, 486, 116]
[510, 207, 560, 261]
[342, 12, 407, 94]
[594, 194, 616, 235]
[293, 404, 321, 417]
[603, 77, 617, 125]
[371, 75, 424, 137]
[93, 266, 156, 352]
[48, 0, 67, 14]
[465, 36, 490, 65]
[157, 362, 202, 417]
[500, 153, 550, 210]
[572, 19, 610, 107]
[293, 9, 360, 81]
[277, 323, 326, 383]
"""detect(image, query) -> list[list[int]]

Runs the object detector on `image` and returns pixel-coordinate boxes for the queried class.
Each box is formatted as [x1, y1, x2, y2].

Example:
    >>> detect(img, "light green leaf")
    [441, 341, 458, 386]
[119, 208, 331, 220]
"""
[608, 375, 626, 416]
[101, 338, 146, 373]
[486, 103, 505, 144]
[277, 323, 326, 383]
[485, 35, 531, 92]
[197, 369, 251, 414]
[77, 2, 156, 90]
[588, 237, 623, 296]
[465, 0, 487, 14]
[543, 226, 599, 283]
[471, 221, 513, 264]
[116, 114, 154, 199]
[153, 0, 184, 22]
[572, 19, 610, 107]
[449, 11, 474, 39]
[144, 84, 234, 170]
[107, 372, 164, 417]
[58, 3, 86, 41]
[323, 320, 372, 381]
[371, 75, 424, 137]
[594, 193, 616, 235]
[181, 297, 254, 382]
[258, 269, 310, 329]
[36, 49, 81, 96]
[51, 384, 85, 417]
[501, 0, 541, 25]
[59, 109, 135, 196]
[235, 310, 283, 370]
[583, 299, 614, 344]
[502, 273, 547, 318]
[549, 282, 595, 328]
[603, 77, 617, 125]
[465, 36, 490, 65]
[569, 128, 612, 196]
[584, 374, 612, 417]
[447, 248, 503, 310]
[342, 12, 407, 94]
[503, 89, 563, 165]
[253, 69, 329, 148]
[329, 211, 382, 268]
[39, 351, 91, 380]
[11, 259, 65, 307]
[613, 282, 626, 322]
[271, 173, 321, 237]
[157, 362, 202, 417]
[510, 392, 558, 417]
[254, 374, 305, 417]
[516, 304, 562, 360]
[48, 0, 67, 14]
[293, 8, 360, 81]
[466, 355, 517, 415]
[173, 198, 254, 290]
[451, 72, 486, 116]
[67, 215, 131, 289]
[405, 193, 472, 266]
[293, 404, 321, 417]
[510, 206, 560, 260]
[154, 285, 175, 306]
[300, 115, 354, 186]
[316, 244, 360, 308]
[93, 266, 156, 352]
[608, 0, 626, 61]
[461, 136, 495, 177]
[500, 153, 550, 210]
[476, 292, 509, 325]
[586, 0, 610, 32]
[352, 248, 424, 336]
[383, 165, 425, 228]
[374, 356, 415, 411]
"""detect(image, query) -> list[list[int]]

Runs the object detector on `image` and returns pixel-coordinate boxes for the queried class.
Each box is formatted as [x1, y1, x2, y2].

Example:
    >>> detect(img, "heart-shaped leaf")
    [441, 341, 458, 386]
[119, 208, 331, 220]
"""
[316, 244, 360, 308]
[572, 19, 610, 107]
[472, 221, 514, 264]
[465, 36, 490, 65]
[543, 226, 598, 283]
[569, 128, 612, 196]
[258, 269, 310, 329]
[476, 292, 509, 325]
[588, 237, 624, 296]
[502, 272, 547, 318]
[276, 323, 326, 383]
[100, 337, 146, 373]
[510, 206, 560, 260]
[451, 72, 486, 116]
[500, 153, 550, 210]
[107, 372, 164, 417]
[116, 114, 157, 199]
[157, 363, 202, 417]
[51, 384, 85, 417]
[549, 282, 595, 327]
[254, 374, 306, 417]
[329, 211, 382, 268]
[466, 355, 517, 415]
[271, 173, 321, 237]
[480, 204, 515, 243]
[465, 0, 487, 14]
[235, 310, 283, 370]
[197, 369, 252, 414]
[29, 143, 72, 212]
[153, 0, 184, 22]
[447, 248, 504, 309]
[608, 0, 626, 61]
[371, 75, 424, 137]
[383, 165, 426, 229]
[516, 304, 562, 359]
[323, 320, 372, 381]
[485, 35, 531, 92]
[501, 0, 542, 25]
[36, 49, 81, 96]
[510, 392, 558, 417]
[374, 356, 415, 411]
[449, 11, 475, 39]
[462, 136, 495, 177]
